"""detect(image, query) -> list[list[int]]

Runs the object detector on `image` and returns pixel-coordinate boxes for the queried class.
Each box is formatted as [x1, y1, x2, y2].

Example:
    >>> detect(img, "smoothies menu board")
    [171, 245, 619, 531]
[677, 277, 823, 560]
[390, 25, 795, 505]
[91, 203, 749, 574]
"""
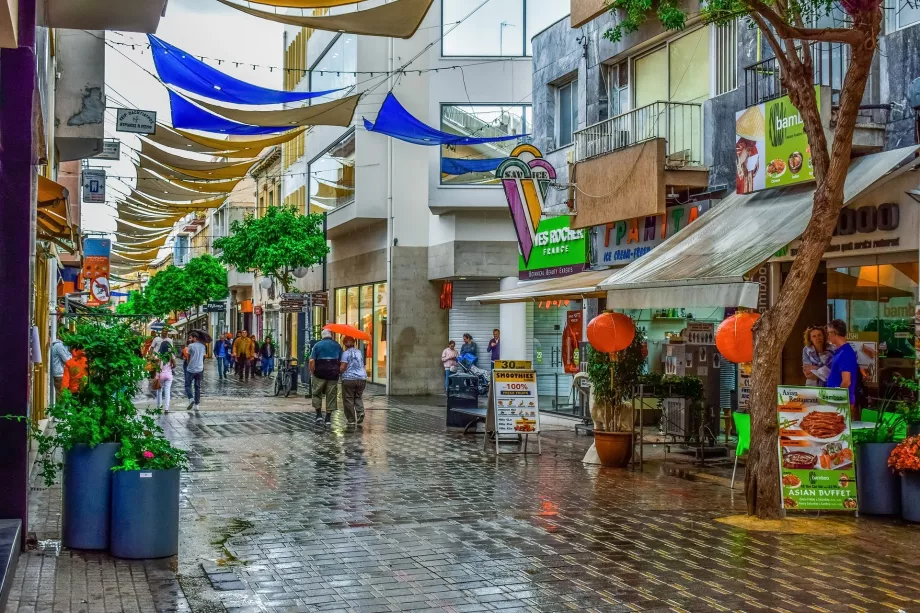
[493, 369, 540, 435]
[777, 386, 857, 511]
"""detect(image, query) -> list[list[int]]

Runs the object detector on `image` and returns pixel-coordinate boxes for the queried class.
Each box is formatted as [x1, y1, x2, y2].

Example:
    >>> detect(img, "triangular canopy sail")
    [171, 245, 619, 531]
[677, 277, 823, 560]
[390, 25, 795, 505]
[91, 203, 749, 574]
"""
[169, 91, 289, 134]
[177, 92, 361, 128]
[144, 127, 265, 158]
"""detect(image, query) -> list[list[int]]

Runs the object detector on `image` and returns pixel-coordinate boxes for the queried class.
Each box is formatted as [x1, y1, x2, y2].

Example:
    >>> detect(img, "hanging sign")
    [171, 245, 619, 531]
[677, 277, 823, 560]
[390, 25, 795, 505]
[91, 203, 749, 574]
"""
[92, 140, 121, 160]
[736, 86, 820, 194]
[562, 311, 583, 373]
[777, 385, 857, 511]
[116, 108, 157, 134]
[492, 369, 540, 434]
[81, 168, 106, 204]
[592, 201, 711, 266]
[204, 301, 226, 313]
[83, 238, 111, 306]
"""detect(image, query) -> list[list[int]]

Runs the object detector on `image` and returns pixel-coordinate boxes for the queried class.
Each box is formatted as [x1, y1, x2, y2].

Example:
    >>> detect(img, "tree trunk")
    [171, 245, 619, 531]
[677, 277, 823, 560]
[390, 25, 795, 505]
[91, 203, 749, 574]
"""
[744, 13, 881, 518]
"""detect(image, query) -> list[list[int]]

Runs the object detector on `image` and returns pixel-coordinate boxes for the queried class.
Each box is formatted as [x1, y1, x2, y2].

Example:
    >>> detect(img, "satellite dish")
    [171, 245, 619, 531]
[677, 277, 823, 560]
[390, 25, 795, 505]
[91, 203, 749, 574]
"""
[260, 277, 273, 290]
[293, 266, 309, 279]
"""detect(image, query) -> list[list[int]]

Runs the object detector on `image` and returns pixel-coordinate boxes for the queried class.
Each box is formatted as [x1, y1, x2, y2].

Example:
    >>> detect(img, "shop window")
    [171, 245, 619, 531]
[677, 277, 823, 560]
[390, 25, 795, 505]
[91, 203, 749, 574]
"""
[712, 20, 738, 96]
[308, 129, 355, 212]
[333, 282, 388, 384]
[441, 0, 568, 57]
[335, 288, 347, 325]
[309, 34, 357, 102]
[440, 104, 530, 185]
[374, 282, 388, 384]
[556, 79, 577, 148]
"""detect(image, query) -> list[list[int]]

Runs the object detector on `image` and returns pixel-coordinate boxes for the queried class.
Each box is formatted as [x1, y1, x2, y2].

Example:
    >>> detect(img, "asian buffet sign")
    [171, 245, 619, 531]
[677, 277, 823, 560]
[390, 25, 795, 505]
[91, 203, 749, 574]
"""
[736, 87, 820, 194]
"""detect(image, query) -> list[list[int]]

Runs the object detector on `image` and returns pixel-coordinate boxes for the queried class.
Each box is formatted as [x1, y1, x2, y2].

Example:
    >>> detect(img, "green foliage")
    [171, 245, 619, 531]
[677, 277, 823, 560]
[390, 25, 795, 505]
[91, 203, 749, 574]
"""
[114, 411, 188, 472]
[184, 254, 229, 307]
[214, 205, 329, 292]
[116, 290, 157, 317]
[893, 375, 920, 425]
[587, 323, 647, 431]
[146, 265, 194, 317]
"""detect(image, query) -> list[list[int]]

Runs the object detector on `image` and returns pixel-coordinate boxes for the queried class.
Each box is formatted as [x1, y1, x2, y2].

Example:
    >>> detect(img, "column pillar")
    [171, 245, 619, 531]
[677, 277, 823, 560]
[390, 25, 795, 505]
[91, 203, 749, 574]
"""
[499, 277, 526, 360]
[0, 0, 38, 549]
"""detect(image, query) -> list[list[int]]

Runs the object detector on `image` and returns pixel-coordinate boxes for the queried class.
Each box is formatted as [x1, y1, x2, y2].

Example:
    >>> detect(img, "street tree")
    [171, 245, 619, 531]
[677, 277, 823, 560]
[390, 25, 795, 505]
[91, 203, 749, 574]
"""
[604, 0, 883, 518]
[116, 290, 158, 317]
[184, 254, 229, 310]
[146, 264, 195, 322]
[213, 205, 328, 293]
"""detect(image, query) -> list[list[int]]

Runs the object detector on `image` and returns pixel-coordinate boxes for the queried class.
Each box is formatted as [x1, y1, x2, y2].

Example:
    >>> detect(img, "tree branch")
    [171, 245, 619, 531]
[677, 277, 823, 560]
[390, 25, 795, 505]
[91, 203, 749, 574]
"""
[743, 0, 861, 44]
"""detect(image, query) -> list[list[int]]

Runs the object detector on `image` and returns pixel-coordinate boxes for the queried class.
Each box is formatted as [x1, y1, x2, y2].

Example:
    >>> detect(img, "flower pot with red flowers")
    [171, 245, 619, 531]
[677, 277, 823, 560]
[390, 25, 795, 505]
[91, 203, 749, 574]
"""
[110, 416, 187, 559]
[887, 435, 920, 523]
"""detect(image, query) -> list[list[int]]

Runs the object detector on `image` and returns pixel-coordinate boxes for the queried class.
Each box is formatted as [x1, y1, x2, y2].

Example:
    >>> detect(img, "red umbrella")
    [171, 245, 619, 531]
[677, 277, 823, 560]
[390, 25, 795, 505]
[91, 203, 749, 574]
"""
[323, 323, 372, 342]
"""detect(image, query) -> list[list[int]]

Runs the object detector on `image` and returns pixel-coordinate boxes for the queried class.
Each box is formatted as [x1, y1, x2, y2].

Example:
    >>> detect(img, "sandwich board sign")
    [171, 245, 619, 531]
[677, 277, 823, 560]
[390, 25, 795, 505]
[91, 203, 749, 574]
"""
[487, 360, 541, 455]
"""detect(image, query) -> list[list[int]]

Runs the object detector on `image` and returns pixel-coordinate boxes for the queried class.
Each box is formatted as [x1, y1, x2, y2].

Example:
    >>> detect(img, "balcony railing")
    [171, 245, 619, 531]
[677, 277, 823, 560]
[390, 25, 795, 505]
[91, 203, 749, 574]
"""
[574, 101, 702, 166]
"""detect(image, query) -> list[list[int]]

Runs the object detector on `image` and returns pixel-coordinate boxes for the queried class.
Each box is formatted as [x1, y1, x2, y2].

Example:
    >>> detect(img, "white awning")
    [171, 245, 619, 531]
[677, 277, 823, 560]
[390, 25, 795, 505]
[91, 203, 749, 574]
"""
[600, 146, 920, 308]
[466, 269, 613, 304]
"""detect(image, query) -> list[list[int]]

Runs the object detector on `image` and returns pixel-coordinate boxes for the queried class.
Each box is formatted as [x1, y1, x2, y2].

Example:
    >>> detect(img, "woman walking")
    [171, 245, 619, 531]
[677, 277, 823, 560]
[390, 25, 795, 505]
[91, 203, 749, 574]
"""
[802, 325, 833, 386]
[156, 352, 176, 414]
[340, 336, 367, 426]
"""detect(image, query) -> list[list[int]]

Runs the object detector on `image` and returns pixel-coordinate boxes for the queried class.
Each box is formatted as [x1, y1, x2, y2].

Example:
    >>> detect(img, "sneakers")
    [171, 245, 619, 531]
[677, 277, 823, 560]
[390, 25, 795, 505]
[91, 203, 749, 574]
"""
[164, 408, 169, 414]
[346, 420, 357, 426]
[193, 404, 200, 412]
[315, 411, 324, 423]
[324, 413, 332, 425]
[356, 414, 365, 425]
[187, 401, 194, 411]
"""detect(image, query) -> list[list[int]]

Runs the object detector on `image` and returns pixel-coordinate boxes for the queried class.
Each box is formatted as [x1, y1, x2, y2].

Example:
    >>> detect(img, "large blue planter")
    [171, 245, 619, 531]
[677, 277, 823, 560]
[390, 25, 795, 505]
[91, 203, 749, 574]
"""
[110, 468, 180, 559]
[62, 442, 120, 550]
[856, 443, 900, 516]
[902, 472, 920, 523]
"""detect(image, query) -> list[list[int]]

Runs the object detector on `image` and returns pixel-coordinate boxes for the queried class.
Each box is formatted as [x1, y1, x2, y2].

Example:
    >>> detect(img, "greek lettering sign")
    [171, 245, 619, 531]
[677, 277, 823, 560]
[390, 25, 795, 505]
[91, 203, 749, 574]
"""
[116, 108, 157, 134]
[777, 386, 856, 511]
[591, 201, 710, 266]
[81, 168, 106, 204]
[93, 140, 121, 161]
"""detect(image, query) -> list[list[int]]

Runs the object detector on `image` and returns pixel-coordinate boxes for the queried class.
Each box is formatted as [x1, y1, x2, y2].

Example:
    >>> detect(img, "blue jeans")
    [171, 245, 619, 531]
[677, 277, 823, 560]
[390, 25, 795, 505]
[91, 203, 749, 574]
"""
[262, 357, 274, 375]
[183, 361, 192, 399]
[216, 356, 227, 378]
[445, 369, 451, 392]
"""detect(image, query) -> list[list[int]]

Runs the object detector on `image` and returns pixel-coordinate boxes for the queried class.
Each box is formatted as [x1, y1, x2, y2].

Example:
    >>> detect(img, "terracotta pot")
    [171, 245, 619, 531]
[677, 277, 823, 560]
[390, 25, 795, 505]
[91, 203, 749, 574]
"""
[594, 431, 633, 467]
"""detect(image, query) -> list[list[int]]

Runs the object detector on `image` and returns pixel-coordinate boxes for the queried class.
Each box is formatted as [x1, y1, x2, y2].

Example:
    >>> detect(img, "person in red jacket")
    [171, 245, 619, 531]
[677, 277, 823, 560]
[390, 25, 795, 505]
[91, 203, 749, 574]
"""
[61, 348, 88, 393]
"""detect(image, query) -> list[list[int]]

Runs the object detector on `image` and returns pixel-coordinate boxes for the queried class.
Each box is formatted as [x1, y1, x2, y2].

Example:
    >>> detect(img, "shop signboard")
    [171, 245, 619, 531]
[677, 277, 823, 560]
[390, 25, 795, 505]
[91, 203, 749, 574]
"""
[81, 168, 106, 204]
[517, 211, 586, 280]
[492, 368, 540, 434]
[116, 108, 157, 134]
[204, 301, 226, 313]
[82, 238, 111, 306]
[777, 385, 857, 511]
[736, 87, 820, 194]
[92, 140, 121, 160]
[591, 201, 710, 267]
[685, 322, 714, 344]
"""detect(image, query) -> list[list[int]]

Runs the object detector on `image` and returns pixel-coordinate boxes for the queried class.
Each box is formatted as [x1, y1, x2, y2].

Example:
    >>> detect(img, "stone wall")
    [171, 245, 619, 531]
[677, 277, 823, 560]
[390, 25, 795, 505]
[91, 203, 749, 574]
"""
[428, 241, 519, 280]
[881, 25, 920, 149]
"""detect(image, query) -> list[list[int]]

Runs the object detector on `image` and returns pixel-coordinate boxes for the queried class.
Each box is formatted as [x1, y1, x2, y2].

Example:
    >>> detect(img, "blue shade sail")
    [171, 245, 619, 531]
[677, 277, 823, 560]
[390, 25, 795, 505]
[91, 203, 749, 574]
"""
[363, 93, 528, 146]
[169, 91, 287, 135]
[441, 157, 504, 175]
[149, 35, 342, 105]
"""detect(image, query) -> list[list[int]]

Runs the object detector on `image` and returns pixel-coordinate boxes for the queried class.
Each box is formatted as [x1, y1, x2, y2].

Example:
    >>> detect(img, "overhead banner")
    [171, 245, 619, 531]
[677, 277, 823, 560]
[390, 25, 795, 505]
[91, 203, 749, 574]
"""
[116, 108, 157, 134]
[81, 168, 106, 204]
[736, 86, 820, 194]
[83, 238, 112, 306]
[777, 385, 856, 511]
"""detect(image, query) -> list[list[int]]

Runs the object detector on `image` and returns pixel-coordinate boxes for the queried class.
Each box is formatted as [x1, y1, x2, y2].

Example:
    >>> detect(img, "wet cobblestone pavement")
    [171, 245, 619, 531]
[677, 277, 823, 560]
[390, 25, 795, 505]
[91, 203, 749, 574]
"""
[8, 363, 920, 612]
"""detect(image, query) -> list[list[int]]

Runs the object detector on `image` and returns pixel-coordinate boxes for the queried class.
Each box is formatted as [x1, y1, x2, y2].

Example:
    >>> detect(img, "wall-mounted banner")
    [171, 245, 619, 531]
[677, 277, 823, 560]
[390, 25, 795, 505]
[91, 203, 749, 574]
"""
[116, 108, 157, 134]
[562, 311, 583, 374]
[592, 201, 711, 266]
[81, 168, 106, 204]
[92, 140, 121, 160]
[777, 385, 856, 511]
[83, 238, 111, 306]
[736, 87, 820, 194]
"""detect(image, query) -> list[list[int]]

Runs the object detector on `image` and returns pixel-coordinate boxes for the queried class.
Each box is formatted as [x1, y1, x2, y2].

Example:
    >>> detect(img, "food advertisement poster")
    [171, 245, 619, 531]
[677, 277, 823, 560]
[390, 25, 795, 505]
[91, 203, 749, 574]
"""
[82, 238, 111, 306]
[847, 332, 878, 385]
[736, 87, 819, 194]
[493, 369, 540, 435]
[777, 386, 857, 511]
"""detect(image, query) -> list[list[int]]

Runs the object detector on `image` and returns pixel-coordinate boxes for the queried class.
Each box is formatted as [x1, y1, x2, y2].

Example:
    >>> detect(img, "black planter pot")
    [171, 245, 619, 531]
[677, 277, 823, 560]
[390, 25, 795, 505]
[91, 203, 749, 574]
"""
[856, 443, 900, 515]
[110, 468, 180, 559]
[62, 442, 120, 550]
[902, 472, 920, 523]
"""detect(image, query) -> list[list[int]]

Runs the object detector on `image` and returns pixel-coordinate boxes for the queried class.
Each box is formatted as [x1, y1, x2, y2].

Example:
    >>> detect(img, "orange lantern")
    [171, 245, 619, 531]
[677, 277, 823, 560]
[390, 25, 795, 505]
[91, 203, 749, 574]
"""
[715, 311, 761, 363]
[587, 312, 635, 353]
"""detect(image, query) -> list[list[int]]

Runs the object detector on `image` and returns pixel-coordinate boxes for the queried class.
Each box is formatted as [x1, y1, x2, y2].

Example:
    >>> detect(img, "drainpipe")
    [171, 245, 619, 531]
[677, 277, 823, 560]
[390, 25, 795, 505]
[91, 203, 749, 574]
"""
[386, 34, 394, 393]
[0, 0, 38, 549]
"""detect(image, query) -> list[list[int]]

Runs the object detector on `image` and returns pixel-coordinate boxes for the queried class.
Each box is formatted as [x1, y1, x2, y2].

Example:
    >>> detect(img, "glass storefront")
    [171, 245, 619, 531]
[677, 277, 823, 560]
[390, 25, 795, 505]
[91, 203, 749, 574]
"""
[334, 282, 388, 385]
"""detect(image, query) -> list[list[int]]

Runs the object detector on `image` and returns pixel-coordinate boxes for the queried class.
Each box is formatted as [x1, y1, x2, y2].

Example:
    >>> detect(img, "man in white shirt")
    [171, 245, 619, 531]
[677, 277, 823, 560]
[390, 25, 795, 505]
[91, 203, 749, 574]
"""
[186, 332, 206, 411]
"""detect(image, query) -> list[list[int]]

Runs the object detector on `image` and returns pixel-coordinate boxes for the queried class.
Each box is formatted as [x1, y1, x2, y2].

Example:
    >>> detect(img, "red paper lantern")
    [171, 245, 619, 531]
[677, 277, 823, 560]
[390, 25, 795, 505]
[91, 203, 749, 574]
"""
[715, 312, 761, 363]
[587, 312, 635, 353]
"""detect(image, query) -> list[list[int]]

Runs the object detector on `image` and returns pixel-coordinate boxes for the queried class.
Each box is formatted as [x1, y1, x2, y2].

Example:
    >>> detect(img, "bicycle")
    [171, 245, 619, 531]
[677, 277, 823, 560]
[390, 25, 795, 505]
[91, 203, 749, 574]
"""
[274, 357, 298, 397]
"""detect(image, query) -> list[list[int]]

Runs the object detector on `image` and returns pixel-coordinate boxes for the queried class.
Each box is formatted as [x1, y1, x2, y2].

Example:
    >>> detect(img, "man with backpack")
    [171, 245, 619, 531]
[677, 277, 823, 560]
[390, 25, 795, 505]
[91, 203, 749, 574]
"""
[309, 329, 342, 426]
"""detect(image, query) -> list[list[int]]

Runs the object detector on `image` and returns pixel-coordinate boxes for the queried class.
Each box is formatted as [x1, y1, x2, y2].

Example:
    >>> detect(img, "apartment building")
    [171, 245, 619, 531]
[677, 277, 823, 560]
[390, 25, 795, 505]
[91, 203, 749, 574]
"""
[275, 0, 570, 394]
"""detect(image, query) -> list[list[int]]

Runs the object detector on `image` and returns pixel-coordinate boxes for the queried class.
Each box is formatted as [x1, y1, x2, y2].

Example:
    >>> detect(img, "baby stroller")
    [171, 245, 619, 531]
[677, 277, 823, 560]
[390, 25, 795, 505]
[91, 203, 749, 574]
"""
[456, 352, 490, 396]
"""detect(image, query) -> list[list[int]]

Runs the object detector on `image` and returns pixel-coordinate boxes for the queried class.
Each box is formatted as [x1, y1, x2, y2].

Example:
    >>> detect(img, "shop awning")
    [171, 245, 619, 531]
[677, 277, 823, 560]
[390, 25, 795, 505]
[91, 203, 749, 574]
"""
[466, 269, 613, 304]
[37, 175, 77, 252]
[599, 146, 920, 308]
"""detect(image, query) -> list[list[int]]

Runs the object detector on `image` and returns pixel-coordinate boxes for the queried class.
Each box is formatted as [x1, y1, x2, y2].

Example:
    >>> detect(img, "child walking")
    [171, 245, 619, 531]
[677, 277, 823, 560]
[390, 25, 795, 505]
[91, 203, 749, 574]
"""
[156, 352, 176, 414]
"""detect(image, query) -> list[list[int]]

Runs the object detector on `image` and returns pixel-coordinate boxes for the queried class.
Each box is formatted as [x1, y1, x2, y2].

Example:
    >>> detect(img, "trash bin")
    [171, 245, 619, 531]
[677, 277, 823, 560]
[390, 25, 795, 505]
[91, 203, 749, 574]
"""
[447, 373, 479, 427]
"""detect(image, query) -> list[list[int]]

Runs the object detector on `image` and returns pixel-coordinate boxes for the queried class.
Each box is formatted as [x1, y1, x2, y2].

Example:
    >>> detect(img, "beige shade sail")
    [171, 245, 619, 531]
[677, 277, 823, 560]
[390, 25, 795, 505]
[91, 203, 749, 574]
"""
[138, 153, 256, 180]
[467, 269, 613, 304]
[117, 212, 183, 229]
[140, 140, 256, 173]
[113, 241, 166, 255]
[116, 219, 176, 236]
[128, 189, 227, 210]
[111, 252, 157, 264]
[244, 0, 362, 7]
[144, 127, 268, 158]
[136, 165, 241, 195]
[177, 127, 306, 150]
[114, 234, 171, 249]
[134, 171, 233, 202]
[181, 92, 361, 128]
[215, 0, 433, 39]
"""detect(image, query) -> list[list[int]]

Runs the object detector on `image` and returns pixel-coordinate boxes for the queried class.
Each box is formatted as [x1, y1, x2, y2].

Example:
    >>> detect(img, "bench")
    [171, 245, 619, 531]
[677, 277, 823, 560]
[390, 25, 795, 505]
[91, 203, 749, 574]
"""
[449, 406, 487, 434]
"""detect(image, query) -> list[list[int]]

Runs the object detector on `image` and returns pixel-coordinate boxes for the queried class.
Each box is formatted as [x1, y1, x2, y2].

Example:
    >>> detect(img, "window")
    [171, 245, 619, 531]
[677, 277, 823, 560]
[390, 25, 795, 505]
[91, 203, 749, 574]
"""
[308, 129, 355, 212]
[556, 79, 577, 148]
[608, 62, 629, 117]
[441, 0, 569, 57]
[174, 234, 189, 267]
[712, 20, 738, 96]
[334, 282, 388, 384]
[633, 27, 711, 107]
[893, 0, 920, 29]
[440, 104, 531, 185]
[309, 34, 357, 102]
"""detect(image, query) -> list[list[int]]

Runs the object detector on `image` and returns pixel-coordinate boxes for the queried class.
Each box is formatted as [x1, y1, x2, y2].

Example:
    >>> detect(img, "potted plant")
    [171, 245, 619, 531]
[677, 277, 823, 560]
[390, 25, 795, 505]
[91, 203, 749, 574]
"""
[35, 313, 147, 550]
[853, 408, 905, 516]
[888, 435, 920, 523]
[587, 329, 646, 467]
[110, 412, 187, 559]
[893, 375, 920, 437]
